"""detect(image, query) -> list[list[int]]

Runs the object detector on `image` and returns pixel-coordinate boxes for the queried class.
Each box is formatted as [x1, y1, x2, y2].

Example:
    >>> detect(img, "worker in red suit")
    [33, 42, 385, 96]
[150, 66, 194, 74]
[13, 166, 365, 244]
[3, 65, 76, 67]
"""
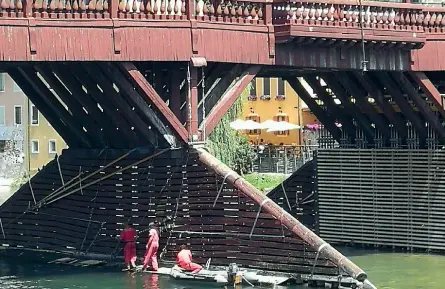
[142, 222, 159, 272]
[120, 222, 137, 271]
[176, 244, 202, 274]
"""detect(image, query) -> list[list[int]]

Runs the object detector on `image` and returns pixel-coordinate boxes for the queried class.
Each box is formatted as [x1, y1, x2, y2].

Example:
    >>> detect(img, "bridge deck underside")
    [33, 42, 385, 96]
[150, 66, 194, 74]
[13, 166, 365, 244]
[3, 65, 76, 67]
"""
[0, 148, 337, 275]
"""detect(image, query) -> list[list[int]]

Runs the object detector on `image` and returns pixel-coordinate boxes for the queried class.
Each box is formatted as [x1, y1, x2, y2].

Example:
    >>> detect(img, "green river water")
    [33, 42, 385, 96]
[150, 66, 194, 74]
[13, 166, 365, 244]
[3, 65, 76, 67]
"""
[0, 248, 443, 289]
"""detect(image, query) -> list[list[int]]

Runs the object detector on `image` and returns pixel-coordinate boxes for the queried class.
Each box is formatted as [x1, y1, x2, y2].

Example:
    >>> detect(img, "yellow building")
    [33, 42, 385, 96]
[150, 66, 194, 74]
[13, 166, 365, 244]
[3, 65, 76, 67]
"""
[242, 77, 320, 146]
[24, 99, 67, 176]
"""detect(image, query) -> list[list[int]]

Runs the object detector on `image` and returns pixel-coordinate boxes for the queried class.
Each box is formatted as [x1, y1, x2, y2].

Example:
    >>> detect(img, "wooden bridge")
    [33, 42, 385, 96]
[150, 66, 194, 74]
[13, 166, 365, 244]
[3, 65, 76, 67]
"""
[1, 0, 445, 287]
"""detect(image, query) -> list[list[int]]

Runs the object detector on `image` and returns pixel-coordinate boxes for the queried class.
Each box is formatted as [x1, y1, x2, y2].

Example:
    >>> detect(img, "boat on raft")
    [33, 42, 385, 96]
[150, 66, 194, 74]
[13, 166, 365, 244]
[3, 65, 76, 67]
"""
[133, 263, 373, 289]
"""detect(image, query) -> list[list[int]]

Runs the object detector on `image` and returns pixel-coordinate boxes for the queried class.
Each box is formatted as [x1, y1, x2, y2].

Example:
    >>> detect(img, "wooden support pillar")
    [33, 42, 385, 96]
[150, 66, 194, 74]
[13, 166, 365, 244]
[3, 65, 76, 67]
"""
[409, 71, 445, 119]
[285, 77, 343, 143]
[375, 72, 427, 146]
[8, 68, 80, 148]
[392, 72, 445, 142]
[204, 65, 261, 139]
[335, 72, 391, 143]
[119, 62, 189, 144]
[321, 74, 375, 144]
[353, 72, 408, 142]
[187, 66, 199, 141]
[304, 75, 357, 142]
[170, 69, 182, 122]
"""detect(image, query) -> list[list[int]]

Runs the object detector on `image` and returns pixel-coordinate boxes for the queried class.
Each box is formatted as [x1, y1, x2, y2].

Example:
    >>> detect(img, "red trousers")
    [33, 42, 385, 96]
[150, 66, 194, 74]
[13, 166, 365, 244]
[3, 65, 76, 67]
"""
[143, 242, 159, 271]
[124, 242, 136, 264]
[179, 262, 202, 274]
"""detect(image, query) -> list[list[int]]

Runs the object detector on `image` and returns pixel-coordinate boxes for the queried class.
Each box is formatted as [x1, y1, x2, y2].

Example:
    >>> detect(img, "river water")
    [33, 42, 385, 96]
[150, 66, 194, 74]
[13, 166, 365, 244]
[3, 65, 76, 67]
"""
[0, 248, 443, 289]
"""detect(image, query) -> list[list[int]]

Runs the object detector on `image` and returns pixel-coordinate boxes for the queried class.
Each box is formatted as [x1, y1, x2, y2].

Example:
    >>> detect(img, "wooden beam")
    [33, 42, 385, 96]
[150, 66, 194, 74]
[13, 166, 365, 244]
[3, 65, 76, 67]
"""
[321, 74, 375, 144]
[303, 75, 356, 142]
[375, 72, 427, 143]
[392, 72, 445, 142]
[35, 65, 106, 147]
[409, 71, 445, 119]
[335, 72, 392, 142]
[353, 72, 408, 141]
[188, 66, 199, 140]
[200, 64, 243, 127]
[285, 77, 343, 143]
[119, 62, 189, 144]
[100, 63, 175, 147]
[204, 65, 261, 139]
[18, 67, 93, 148]
[170, 69, 182, 121]
[50, 64, 127, 149]
[67, 64, 140, 147]
[83, 63, 160, 148]
[8, 68, 80, 148]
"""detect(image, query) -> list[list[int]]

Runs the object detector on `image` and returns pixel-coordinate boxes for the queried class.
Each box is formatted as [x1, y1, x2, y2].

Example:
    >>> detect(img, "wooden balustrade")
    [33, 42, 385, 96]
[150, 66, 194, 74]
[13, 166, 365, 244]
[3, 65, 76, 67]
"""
[116, 0, 187, 19]
[31, 0, 110, 18]
[272, 0, 445, 31]
[193, 0, 265, 24]
[0, 0, 24, 18]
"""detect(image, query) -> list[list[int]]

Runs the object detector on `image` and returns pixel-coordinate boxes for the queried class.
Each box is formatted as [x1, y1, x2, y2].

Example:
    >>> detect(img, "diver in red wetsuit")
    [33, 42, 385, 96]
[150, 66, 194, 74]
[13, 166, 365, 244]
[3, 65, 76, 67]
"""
[176, 244, 202, 274]
[142, 222, 159, 272]
[120, 223, 137, 270]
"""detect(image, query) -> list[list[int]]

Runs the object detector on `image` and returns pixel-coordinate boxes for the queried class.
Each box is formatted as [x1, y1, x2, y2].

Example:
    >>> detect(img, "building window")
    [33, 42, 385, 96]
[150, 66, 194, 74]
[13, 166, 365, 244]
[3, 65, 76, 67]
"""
[48, 140, 57, 154]
[261, 78, 271, 100]
[245, 115, 261, 135]
[0, 106, 5, 126]
[0, 140, 5, 153]
[14, 105, 22, 125]
[31, 105, 39, 125]
[0, 73, 4, 92]
[13, 80, 21, 92]
[276, 78, 286, 100]
[31, 139, 39, 154]
[248, 79, 257, 101]
[274, 115, 290, 136]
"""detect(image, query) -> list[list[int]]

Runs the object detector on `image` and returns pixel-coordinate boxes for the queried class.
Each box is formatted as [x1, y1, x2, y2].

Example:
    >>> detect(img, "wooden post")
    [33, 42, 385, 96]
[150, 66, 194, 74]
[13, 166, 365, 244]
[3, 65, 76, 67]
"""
[187, 0, 194, 19]
[109, 0, 118, 18]
[187, 66, 199, 141]
[170, 69, 182, 121]
[24, 0, 33, 17]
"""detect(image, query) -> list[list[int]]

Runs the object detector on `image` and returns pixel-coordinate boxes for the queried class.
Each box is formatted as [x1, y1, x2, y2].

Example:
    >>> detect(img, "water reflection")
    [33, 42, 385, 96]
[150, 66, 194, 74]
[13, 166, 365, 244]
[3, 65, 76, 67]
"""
[1, 248, 445, 289]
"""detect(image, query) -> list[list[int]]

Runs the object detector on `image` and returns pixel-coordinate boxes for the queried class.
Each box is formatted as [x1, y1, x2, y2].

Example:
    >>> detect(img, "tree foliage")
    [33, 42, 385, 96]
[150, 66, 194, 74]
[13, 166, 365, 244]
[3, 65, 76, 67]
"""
[207, 85, 255, 175]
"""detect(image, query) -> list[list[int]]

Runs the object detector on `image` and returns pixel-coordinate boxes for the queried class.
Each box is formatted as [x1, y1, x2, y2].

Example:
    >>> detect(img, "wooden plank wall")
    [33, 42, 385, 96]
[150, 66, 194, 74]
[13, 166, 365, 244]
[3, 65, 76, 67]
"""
[316, 149, 445, 252]
[0, 148, 337, 276]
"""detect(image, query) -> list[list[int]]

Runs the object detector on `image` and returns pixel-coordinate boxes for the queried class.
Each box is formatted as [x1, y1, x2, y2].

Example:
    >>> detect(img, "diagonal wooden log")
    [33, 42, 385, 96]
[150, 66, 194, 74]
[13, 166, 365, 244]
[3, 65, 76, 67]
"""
[68, 64, 141, 147]
[335, 72, 391, 142]
[99, 63, 176, 148]
[285, 77, 343, 143]
[352, 72, 408, 141]
[374, 72, 427, 143]
[35, 65, 106, 147]
[204, 65, 261, 139]
[119, 62, 188, 144]
[195, 147, 370, 284]
[82, 63, 159, 147]
[321, 74, 375, 144]
[409, 72, 445, 119]
[8, 68, 80, 148]
[18, 67, 93, 148]
[50, 64, 127, 149]
[303, 75, 356, 142]
[392, 72, 445, 142]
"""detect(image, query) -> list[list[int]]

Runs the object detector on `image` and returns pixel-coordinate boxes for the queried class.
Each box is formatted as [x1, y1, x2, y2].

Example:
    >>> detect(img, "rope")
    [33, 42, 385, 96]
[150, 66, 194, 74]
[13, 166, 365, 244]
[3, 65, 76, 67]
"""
[159, 150, 190, 260]
[0, 217, 5, 239]
[56, 155, 65, 186]
[249, 198, 271, 238]
[310, 242, 330, 277]
[213, 172, 234, 208]
[281, 182, 291, 211]
[28, 173, 36, 205]
[79, 166, 83, 195]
